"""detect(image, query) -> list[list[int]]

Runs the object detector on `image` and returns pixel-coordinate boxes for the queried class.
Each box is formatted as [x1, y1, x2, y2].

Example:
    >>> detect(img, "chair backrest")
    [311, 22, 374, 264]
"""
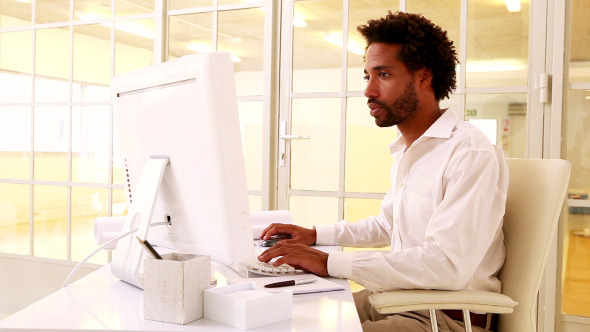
[498, 158, 570, 332]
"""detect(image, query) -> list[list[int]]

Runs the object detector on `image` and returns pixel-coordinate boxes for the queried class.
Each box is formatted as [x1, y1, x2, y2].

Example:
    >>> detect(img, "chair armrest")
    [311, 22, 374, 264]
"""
[369, 290, 518, 315]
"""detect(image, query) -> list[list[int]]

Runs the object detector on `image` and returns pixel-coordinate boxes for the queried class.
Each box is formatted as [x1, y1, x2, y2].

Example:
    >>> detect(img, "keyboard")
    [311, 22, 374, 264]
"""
[242, 247, 297, 276]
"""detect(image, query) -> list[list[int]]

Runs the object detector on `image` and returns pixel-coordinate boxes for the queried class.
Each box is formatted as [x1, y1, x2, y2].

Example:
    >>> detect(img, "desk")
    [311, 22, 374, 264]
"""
[0, 265, 362, 331]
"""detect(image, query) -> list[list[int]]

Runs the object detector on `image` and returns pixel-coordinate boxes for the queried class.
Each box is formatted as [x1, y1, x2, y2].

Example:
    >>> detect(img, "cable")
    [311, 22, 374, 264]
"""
[61, 221, 169, 288]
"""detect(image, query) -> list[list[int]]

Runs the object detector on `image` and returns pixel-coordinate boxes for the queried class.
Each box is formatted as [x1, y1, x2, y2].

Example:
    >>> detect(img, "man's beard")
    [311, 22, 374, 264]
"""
[369, 79, 419, 128]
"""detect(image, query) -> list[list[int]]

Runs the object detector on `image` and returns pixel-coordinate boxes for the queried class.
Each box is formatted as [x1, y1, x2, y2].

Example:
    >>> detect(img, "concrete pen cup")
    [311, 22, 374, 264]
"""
[143, 253, 211, 325]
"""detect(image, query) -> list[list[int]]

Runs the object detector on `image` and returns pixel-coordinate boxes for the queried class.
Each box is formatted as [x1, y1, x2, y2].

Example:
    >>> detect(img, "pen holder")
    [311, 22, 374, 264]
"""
[143, 253, 211, 325]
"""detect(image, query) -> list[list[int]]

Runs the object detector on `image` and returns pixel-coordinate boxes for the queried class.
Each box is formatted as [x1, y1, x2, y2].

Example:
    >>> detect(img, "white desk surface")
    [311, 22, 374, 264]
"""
[0, 264, 362, 332]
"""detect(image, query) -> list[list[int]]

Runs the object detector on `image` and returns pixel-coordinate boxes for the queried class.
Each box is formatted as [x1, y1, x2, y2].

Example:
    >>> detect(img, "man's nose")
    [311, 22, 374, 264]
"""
[364, 78, 377, 98]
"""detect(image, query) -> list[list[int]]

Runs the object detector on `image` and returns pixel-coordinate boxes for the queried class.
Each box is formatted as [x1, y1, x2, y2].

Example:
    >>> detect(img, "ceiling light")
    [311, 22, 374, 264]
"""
[293, 16, 307, 28]
[79, 12, 103, 21]
[505, 0, 521, 12]
[466, 60, 526, 72]
[187, 42, 213, 53]
[186, 43, 241, 63]
[80, 11, 155, 39]
[324, 32, 365, 56]
[113, 21, 155, 39]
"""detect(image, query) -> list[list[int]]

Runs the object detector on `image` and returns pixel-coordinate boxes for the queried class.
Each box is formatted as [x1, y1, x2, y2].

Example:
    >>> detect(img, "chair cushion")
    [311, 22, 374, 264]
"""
[369, 289, 518, 314]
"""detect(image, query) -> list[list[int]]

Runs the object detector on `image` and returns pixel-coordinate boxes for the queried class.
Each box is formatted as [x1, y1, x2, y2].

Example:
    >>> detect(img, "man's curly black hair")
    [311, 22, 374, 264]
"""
[357, 11, 458, 101]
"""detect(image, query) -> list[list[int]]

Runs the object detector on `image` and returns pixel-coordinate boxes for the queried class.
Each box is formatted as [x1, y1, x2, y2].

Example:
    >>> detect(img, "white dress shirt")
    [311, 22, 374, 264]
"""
[315, 109, 509, 293]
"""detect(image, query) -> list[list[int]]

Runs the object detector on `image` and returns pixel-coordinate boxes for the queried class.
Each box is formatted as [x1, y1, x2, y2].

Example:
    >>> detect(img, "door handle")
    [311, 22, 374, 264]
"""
[279, 134, 310, 140]
[279, 121, 310, 167]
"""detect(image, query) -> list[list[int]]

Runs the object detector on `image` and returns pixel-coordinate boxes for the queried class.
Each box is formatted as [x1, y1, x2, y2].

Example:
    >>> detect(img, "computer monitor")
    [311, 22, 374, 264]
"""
[110, 52, 253, 288]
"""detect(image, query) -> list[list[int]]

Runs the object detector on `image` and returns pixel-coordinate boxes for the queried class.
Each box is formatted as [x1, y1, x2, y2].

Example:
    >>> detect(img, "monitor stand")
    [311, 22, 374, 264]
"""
[111, 156, 169, 289]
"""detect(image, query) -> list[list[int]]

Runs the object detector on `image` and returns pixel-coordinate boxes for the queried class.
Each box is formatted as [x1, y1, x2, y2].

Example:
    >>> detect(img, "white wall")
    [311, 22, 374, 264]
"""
[0, 254, 99, 319]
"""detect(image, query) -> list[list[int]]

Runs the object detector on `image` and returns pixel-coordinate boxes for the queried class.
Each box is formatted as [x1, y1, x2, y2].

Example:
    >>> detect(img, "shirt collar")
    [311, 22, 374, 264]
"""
[389, 108, 458, 154]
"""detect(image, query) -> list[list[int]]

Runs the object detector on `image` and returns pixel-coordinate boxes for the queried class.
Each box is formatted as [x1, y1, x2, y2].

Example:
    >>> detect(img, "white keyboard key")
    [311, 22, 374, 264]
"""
[242, 258, 296, 276]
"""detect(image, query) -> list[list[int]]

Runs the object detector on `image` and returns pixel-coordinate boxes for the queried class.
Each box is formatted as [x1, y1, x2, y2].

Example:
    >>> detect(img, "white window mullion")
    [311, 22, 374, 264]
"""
[276, 0, 295, 210]
[212, 0, 219, 51]
[527, 0, 547, 159]
[108, 104, 114, 218]
[548, 0, 567, 160]
[456, 0, 468, 119]
[154, 0, 168, 64]
[66, 0, 75, 260]
[337, 0, 350, 220]
[261, 0, 281, 210]
[29, 0, 37, 257]
[29, 184, 34, 256]
[66, 19, 75, 261]
[107, 0, 117, 263]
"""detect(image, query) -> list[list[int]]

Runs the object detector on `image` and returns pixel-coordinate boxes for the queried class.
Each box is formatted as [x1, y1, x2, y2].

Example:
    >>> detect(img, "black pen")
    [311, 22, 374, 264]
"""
[264, 277, 317, 288]
[136, 236, 162, 259]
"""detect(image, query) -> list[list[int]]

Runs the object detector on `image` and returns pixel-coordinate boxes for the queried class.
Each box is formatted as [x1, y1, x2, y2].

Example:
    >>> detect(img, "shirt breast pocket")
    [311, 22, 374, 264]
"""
[407, 193, 435, 240]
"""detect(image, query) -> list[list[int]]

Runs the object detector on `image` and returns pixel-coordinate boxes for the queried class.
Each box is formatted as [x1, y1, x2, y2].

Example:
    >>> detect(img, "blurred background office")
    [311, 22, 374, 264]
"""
[0, 0, 588, 330]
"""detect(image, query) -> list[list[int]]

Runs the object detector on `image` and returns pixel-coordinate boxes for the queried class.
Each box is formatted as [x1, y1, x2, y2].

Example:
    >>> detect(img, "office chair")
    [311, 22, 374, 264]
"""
[368, 158, 571, 332]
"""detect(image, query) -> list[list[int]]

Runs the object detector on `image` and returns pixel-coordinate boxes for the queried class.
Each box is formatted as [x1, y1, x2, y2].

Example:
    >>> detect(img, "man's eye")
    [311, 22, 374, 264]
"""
[379, 72, 390, 78]
[363, 75, 370, 81]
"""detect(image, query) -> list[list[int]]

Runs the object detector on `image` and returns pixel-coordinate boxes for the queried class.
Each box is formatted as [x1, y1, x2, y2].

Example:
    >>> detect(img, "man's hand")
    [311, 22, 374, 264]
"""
[260, 223, 317, 246]
[257, 243, 329, 277]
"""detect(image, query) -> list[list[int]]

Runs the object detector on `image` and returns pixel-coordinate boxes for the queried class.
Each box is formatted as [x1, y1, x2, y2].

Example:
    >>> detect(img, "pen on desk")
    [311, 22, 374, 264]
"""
[264, 277, 317, 288]
[136, 236, 162, 259]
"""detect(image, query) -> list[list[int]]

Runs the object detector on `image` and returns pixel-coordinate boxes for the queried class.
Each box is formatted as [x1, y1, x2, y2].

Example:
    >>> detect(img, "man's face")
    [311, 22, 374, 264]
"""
[363, 43, 419, 128]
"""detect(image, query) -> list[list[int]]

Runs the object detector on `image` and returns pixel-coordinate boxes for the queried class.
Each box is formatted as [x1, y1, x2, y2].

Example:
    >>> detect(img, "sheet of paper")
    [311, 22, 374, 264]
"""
[228, 275, 345, 295]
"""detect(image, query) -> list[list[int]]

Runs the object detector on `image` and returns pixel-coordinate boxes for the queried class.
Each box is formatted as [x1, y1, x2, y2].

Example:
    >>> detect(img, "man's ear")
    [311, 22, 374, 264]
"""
[417, 68, 433, 87]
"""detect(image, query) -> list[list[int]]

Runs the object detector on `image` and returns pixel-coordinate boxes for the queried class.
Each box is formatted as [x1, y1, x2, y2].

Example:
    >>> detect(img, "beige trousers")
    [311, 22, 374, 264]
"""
[353, 290, 491, 332]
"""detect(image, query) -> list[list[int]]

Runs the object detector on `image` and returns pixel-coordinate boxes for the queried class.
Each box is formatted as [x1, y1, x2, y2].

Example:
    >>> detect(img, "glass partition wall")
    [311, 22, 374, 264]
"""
[0, 0, 145, 263]
[0, 0, 269, 264]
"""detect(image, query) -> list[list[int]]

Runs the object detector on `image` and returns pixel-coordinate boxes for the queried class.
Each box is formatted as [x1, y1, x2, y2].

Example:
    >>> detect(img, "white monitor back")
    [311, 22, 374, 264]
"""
[111, 52, 252, 287]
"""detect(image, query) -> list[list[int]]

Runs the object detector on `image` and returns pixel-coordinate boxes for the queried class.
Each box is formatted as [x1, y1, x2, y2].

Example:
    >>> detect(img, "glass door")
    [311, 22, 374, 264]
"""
[558, 0, 590, 330]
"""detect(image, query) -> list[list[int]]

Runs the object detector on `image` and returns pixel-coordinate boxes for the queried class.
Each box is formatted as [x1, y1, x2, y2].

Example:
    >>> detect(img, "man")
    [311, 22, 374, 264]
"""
[259, 11, 508, 332]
